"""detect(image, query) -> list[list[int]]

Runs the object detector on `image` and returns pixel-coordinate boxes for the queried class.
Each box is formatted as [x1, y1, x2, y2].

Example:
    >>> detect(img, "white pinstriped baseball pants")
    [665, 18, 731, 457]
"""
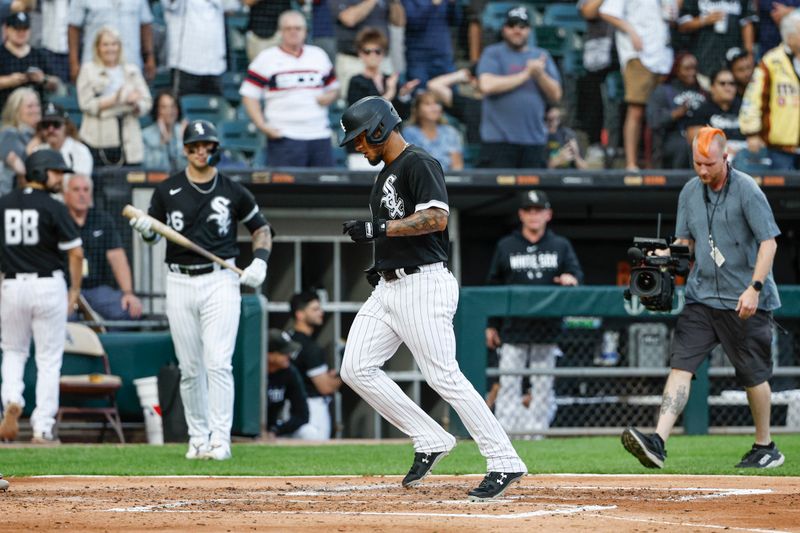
[0, 274, 67, 435]
[341, 263, 527, 473]
[165, 269, 240, 447]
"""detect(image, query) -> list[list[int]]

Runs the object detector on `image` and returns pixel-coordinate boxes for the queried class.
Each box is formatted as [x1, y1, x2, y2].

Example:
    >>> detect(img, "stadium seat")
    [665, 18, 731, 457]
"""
[543, 3, 587, 33]
[217, 119, 264, 157]
[56, 323, 125, 443]
[149, 68, 173, 95]
[222, 72, 245, 105]
[180, 94, 233, 122]
[48, 94, 82, 128]
[228, 48, 250, 73]
[534, 26, 568, 58]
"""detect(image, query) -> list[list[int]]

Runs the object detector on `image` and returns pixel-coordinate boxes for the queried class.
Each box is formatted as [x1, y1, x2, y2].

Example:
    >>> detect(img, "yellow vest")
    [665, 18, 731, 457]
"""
[739, 46, 800, 149]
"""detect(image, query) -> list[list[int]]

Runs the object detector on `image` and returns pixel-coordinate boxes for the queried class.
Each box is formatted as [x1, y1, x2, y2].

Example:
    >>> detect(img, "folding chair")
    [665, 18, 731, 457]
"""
[56, 323, 124, 443]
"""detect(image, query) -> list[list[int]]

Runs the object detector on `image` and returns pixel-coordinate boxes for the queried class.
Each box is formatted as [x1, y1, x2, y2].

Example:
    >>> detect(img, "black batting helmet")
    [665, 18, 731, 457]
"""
[339, 96, 401, 147]
[25, 149, 72, 183]
[183, 119, 219, 145]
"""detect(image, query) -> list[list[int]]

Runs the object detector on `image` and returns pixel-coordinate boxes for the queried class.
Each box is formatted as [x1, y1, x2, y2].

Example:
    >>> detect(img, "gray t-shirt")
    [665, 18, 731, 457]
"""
[477, 42, 560, 145]
[676, 167, 781, 311]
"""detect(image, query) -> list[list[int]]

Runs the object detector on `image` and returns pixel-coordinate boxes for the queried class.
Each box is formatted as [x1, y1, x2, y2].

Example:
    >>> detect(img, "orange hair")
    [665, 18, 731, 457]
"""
[695, 126, 727, 158]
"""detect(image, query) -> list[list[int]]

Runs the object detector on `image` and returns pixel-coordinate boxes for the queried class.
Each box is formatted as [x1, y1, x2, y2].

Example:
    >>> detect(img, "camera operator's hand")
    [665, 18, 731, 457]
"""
[652, 248, 671, 257]
[554, 273, 579, 286]
[736, 286, 759, 320]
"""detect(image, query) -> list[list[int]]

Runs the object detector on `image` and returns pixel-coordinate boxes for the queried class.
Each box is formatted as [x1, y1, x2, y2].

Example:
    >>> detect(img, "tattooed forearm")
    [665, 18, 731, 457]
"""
[386, 207, 448, 237]
[660, 385, 689, 416]
[252, 225, 272, 252]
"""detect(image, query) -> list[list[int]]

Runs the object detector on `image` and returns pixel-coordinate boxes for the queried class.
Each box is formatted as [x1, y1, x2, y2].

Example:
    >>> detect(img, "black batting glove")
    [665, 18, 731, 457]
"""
[364, 266, 380, 287]
[342, 219, 387, 243]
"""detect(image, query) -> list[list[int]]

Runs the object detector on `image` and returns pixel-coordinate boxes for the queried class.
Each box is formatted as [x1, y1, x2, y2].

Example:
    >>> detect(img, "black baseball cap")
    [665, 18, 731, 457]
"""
[5, 12, 31, 29]
[41, 102, 68, 123]
[505, 6, 530, 27]
[725, 47, 749, 66]
[25, 148, 73, 176]
[268, 329, 301, 359]
[519, 190, 551, 209]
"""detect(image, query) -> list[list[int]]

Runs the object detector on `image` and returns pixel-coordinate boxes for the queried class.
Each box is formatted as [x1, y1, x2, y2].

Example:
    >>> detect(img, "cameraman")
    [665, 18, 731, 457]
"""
[622, 127, 784, 470]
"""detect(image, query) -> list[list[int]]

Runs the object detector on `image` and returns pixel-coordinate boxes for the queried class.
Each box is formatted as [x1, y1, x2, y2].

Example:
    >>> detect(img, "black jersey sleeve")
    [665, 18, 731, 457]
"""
[147, 186, 167, 222]
[560, 238, 584, 284]
[54, 203, 82, 250]
[273, 366, 310, 436]
[407, 154, 449, 214]
[298, 343, 328, 378]
[234, 182, 269, 233]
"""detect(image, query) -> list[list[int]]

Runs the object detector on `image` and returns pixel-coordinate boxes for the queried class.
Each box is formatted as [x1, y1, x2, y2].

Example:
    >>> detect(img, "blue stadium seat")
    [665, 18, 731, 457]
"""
[48, 94, 82, 128]
[217, 119, 264, 156]
[222, 72, 245, 105]
[149, 68, 173, 96]
[543, 3, 587, 33]
[180, 94, 233, 122]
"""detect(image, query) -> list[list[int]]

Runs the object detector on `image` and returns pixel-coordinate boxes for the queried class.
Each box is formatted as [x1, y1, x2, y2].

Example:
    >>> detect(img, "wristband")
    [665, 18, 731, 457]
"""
[254, 248, 271, 263]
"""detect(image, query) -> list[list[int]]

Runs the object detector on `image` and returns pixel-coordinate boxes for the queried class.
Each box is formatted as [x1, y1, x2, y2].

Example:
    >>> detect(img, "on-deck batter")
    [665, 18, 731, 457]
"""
[338, 96, 528, 501]
[0, 150, 83, 444]
[129, 120, 272, 461]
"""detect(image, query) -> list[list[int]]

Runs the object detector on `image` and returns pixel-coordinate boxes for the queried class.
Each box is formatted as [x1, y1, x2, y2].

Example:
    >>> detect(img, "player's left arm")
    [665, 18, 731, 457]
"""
[386, 207, 448, 236]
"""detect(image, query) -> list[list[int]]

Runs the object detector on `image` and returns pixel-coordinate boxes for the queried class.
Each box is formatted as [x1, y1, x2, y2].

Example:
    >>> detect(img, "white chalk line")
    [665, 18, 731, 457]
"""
[586, 512, 792, 533]
[103, 500, 616, 519]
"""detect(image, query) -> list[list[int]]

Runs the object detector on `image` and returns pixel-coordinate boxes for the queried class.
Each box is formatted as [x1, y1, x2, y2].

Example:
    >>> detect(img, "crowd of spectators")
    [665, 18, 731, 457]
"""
[0, 0, 798, 182]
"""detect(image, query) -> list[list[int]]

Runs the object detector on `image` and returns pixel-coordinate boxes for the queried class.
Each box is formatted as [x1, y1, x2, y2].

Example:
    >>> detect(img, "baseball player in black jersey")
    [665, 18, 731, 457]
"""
[486, 190, 583, 436]
[266, 329, 309, 439]
[339, 96, 527, 501]
[129, 119, 272, 461]
[0, 149, 83, 444]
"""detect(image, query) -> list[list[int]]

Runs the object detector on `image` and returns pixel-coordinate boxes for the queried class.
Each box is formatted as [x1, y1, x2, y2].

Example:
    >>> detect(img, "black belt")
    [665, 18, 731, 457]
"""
[379, 266, 420, 281]
[5, 272, 55, 279]
[168, 263, 218, 276]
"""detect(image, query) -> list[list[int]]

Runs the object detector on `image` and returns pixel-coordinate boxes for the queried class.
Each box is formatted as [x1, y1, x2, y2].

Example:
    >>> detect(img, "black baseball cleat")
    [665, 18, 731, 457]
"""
[735, 443, 785, 469]
[468, 471, 526, 501]
[402, 450, 449, 488]
[621, 426, 666, 468]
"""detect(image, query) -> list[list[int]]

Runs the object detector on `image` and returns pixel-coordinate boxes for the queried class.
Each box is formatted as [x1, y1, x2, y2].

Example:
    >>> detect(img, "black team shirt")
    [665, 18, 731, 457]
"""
[148, 170, 268, 265]
[369, 145, 450, 271]
[487, 228, 583, 343]
[290, 330, 330, 399]
[0, 187, 81, 275]
[267, 365, 309, 436]
[77, 208, 123, 288]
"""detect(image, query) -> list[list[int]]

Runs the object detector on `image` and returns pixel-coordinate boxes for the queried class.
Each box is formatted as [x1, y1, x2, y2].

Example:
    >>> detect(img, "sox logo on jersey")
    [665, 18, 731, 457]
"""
[207, 196, 232, 236]
[380, 175, 404, 219]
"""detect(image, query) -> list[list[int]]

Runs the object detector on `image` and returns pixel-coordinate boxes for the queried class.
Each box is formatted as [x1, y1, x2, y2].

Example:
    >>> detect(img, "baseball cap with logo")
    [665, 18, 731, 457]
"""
[505, 6, 530, 27]
[519, 190, 551, 209]
[5, 11, 31, 29]
[267, 329, 302, 359]
[41, 102, 68, 123]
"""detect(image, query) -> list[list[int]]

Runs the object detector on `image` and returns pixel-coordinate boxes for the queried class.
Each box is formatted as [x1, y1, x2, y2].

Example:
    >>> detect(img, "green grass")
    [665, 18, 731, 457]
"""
[2, 434, 799, 478]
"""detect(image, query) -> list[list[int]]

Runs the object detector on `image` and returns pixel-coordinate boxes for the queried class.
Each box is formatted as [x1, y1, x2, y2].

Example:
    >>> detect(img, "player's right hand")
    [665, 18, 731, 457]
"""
[129, 216, 155, 239]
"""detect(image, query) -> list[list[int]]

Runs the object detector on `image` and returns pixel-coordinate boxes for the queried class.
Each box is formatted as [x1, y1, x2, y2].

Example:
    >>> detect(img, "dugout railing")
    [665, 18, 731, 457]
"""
[454, 285, 800, 438]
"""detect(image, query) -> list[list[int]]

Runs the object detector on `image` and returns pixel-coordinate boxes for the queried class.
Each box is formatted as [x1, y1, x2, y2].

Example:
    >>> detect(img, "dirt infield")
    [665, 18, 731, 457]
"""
[3, 474, 799, 532]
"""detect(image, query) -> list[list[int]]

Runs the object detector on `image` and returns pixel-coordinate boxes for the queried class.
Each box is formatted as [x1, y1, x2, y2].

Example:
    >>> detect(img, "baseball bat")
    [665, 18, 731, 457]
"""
[121, 204, 245, 276]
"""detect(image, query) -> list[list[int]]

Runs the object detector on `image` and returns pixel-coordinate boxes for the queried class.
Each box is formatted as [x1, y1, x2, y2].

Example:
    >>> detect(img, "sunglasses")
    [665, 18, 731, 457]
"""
[505, 22, 529, 29]
[38, 121, 64, 130]
[360, 47, 384, 56]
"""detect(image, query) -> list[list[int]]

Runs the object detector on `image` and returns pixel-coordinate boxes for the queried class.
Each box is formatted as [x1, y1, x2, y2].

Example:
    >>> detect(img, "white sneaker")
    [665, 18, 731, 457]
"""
[203, 442, 231, 461]
[185, 442, 210, 460]
[31, 430, 60, 445]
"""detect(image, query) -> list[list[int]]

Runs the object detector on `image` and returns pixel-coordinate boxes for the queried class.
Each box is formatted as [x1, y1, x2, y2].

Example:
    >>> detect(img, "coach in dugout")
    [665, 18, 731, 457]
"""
[622, 126, 784, 470]
[63, 174, 142, 321]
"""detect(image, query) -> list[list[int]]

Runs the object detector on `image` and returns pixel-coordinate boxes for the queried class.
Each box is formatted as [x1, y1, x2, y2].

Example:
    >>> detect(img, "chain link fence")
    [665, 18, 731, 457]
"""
[487, 315, 800, 438]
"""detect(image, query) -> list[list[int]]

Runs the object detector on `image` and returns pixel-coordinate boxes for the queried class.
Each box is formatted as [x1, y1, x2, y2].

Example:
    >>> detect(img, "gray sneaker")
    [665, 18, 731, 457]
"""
[0, 474, 8, 492]
[621, 426, 666, 468]
[735, 444, 785, 469]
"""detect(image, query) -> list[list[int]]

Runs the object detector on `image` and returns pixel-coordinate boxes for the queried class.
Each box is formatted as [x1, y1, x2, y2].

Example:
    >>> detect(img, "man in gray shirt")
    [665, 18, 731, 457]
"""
[622, 126, 784, 470]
